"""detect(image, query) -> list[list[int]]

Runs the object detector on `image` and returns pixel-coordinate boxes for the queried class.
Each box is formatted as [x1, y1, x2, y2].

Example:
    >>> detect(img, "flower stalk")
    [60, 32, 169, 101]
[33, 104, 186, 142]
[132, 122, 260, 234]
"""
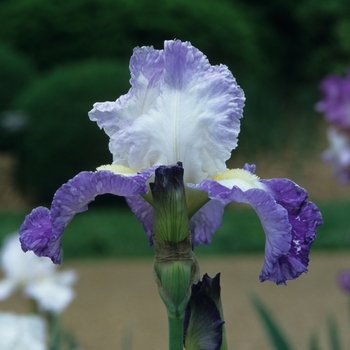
[168, 311, 186, 350]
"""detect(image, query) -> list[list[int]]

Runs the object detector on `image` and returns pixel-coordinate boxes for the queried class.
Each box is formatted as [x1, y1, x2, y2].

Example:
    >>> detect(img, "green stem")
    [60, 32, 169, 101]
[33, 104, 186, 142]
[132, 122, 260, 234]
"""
[220, 324, 228, 350]
[168, 313, 184, 350]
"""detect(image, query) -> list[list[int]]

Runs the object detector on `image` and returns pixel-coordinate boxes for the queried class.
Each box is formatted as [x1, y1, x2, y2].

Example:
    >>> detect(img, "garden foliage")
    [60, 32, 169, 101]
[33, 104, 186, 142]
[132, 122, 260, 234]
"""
[12, 60, 130, 203]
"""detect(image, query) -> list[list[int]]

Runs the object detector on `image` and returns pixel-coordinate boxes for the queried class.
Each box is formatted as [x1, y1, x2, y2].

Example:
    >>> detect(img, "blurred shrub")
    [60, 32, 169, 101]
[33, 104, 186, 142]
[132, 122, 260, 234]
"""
[0, 43, 35, 151]
[0, 0, 264, 75]
[0, 0, 282, 152]
[296, 0, 350, 79]
[0, 43, 34, 111]
[12, 60, 130, 204]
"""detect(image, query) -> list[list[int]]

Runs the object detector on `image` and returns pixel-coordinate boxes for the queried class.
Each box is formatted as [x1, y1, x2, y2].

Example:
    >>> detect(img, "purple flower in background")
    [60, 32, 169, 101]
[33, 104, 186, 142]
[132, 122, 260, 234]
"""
[316, 69, 350, 128]
[20, 40, 322, 285]
[316, 69, 350, 184]
[338, 270, 350, 294]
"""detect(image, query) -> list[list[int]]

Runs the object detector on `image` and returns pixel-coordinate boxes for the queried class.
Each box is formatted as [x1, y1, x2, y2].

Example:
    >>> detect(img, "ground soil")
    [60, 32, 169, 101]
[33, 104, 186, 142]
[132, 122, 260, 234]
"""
[1, 253, 350, 350]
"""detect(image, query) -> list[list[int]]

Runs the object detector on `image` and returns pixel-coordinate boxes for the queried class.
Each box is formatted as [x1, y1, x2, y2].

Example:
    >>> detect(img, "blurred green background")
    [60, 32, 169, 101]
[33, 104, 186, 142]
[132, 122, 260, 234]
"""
[0, 0, 350, 258]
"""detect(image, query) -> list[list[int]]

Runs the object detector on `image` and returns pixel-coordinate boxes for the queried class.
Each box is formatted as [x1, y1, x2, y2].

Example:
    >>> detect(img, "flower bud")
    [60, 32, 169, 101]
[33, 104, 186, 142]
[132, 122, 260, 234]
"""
[151, 163, 199, 317]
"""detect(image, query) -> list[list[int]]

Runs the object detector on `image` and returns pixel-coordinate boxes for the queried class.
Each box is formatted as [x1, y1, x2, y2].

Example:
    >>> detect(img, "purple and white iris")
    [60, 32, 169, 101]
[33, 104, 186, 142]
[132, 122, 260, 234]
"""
[316, 69, 350, 184]
[20, 40, 322, 285]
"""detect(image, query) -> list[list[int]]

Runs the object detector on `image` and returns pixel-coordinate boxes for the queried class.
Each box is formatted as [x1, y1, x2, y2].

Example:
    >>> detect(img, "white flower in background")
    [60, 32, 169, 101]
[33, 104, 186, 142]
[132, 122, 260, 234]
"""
[322, 127, 350, 184]
[0, 234, 77, 313]
[0, 312, 47, 350]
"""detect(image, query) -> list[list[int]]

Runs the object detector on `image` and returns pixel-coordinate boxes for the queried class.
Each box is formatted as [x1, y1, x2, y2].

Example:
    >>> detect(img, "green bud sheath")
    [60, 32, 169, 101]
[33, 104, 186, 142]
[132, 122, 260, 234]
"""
[151, 163, 189, 243]
[151, 163, 199, 350]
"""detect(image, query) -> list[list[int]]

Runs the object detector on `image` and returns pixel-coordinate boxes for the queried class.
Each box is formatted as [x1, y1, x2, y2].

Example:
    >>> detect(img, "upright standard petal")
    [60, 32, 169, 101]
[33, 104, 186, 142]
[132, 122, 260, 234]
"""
[195, 168, 322, 284]
[20, 170, 150, 264]
[89, 40, 245, 184]
[89, 46, 165, 139]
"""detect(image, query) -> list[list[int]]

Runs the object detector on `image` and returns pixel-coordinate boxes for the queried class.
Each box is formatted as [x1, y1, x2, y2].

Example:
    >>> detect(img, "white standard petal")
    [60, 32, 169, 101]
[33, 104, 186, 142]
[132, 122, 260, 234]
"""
[88, 45, 165, 140]
[92, 40, 245, 184]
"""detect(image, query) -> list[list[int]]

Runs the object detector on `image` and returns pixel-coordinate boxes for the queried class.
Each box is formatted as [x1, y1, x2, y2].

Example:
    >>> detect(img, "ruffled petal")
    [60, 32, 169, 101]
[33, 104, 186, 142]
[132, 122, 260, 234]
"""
[261, 178, 323, 283]
[88, 46, 164, 140]
[20, 170, 150, 264]
[19, 207, 55, 260]
[196, 173, 322, 284]
[89, 40, 245, 183]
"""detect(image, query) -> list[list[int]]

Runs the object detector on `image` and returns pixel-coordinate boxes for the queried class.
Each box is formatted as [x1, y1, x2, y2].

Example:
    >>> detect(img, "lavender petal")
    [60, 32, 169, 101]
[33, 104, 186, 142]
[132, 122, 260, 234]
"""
[20, 170, 149, 264]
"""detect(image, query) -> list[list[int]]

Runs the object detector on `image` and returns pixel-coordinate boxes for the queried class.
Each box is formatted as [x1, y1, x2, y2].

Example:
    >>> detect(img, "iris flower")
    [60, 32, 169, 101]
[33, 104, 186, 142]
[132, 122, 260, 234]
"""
[316, 69, 350, 128]
[20, 40, 322, 285]
[316, 69, 350, 183]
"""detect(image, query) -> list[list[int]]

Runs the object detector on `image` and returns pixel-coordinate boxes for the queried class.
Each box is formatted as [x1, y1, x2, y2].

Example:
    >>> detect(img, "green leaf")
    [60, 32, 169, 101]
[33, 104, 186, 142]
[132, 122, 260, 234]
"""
[327, 315, 342, 350]
[308, 332, 322, 350]
[250, 294, 293, 350]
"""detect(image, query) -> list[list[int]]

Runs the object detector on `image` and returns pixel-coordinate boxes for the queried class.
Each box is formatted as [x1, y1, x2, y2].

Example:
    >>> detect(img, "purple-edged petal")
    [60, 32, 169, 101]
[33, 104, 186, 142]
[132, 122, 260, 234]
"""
[88, 46, 164, 140]
[19, 207, 56, 259]
[89, 40, 245, 184]
[190, 200, 225, 247]
[261, 178, 322, 283]
[196, 180, 291, 283]
[20, 170, 150, 264]
[125, 195, 154, 244]
[196, 175, 322, 284]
